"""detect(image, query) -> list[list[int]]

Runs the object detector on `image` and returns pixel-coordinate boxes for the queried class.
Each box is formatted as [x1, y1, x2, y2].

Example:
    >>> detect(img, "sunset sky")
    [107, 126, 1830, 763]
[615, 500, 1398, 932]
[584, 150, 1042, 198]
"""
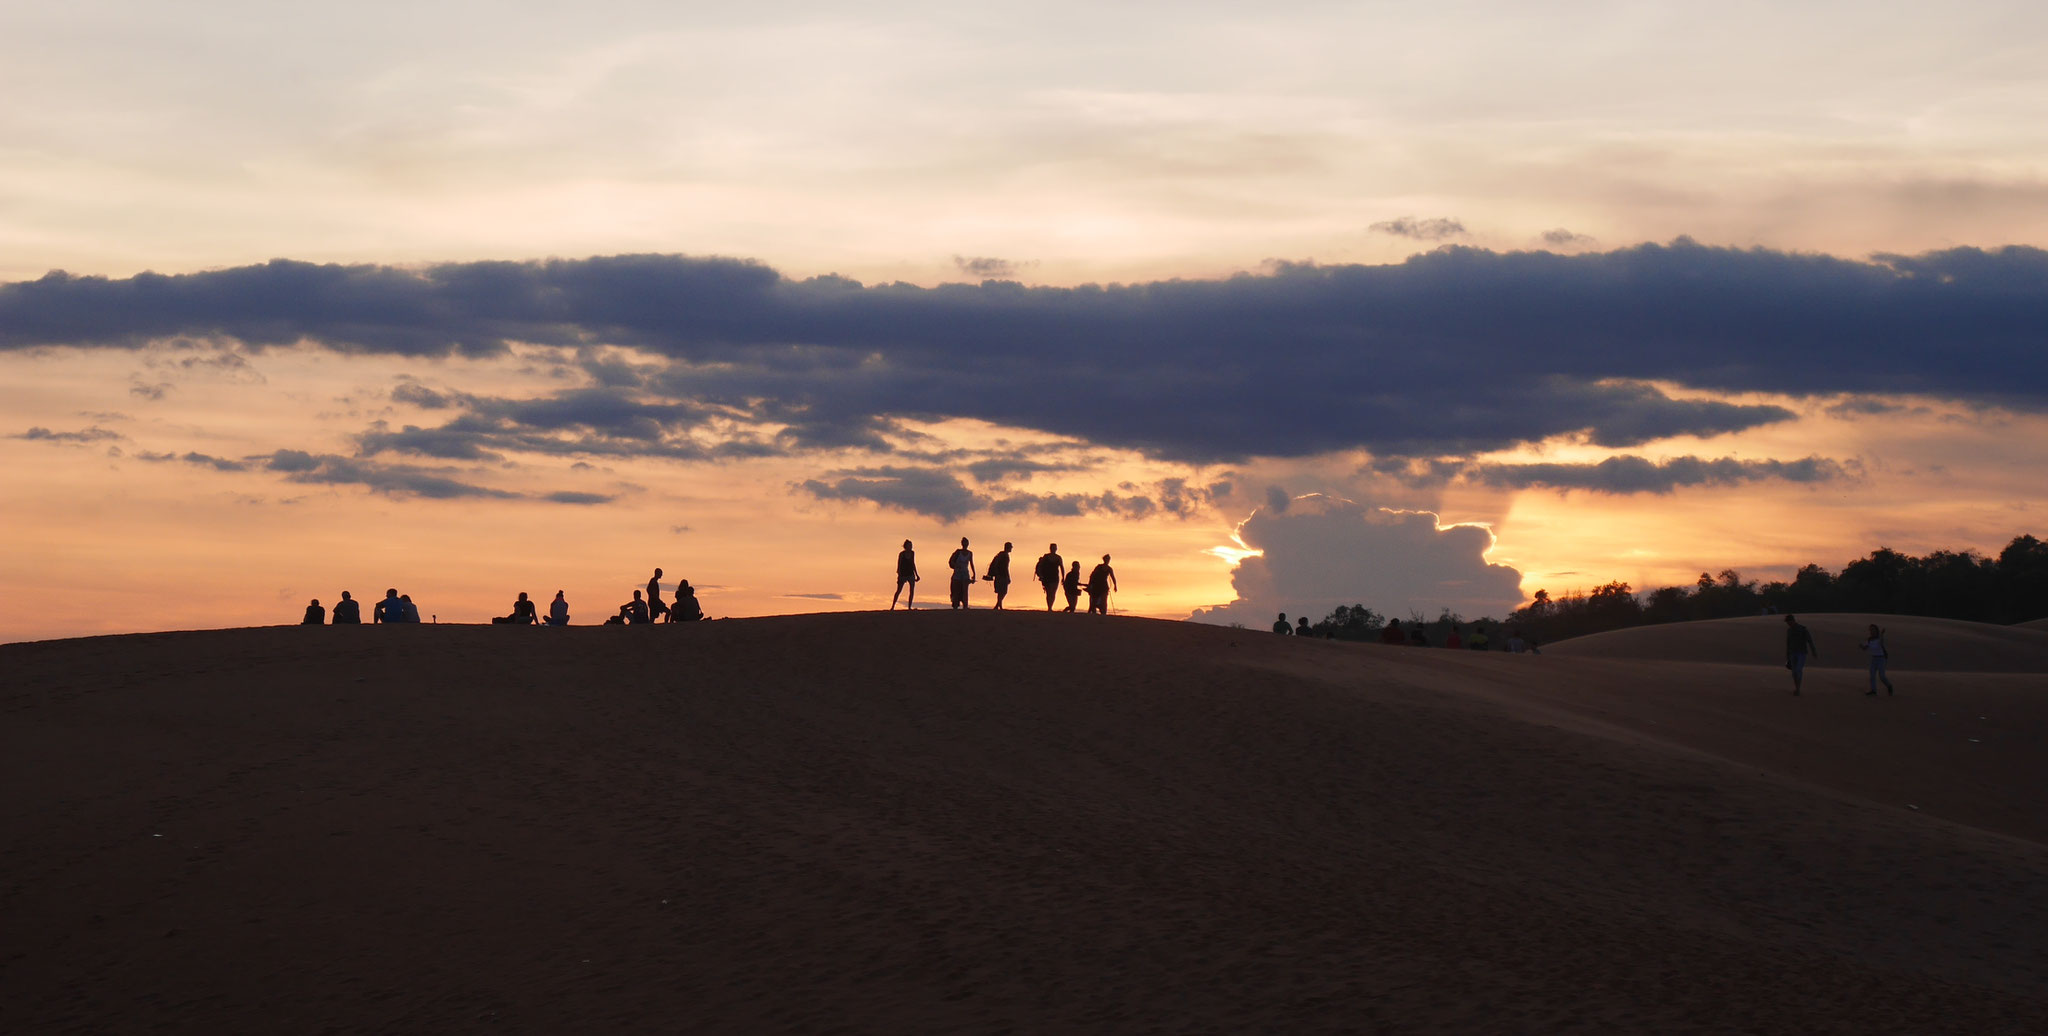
[6, 1, 2047, 642]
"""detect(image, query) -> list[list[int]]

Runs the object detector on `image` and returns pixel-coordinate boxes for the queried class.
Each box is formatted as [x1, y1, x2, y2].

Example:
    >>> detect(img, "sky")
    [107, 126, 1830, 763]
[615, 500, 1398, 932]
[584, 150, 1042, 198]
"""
[5, 1, 2048, 641]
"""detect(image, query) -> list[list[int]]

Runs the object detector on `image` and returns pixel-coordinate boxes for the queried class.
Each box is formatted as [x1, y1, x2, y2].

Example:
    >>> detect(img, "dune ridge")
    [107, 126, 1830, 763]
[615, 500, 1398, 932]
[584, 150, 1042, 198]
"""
[5, 613, 2047, 1032]
[1545, 612, 2048, 673]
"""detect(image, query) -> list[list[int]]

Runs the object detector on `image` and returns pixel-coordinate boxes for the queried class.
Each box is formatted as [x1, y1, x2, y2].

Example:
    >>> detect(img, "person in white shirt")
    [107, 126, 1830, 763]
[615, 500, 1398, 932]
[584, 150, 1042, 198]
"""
[1860, 624, 1895, 696]
[947, 537, 976, 610]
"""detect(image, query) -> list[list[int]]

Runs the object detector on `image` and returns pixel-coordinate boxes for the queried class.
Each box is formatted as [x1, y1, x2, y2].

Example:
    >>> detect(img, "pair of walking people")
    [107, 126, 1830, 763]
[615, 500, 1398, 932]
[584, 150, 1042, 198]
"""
[1782, 615, 1895, 696]
[1035, 543, 1116, 613]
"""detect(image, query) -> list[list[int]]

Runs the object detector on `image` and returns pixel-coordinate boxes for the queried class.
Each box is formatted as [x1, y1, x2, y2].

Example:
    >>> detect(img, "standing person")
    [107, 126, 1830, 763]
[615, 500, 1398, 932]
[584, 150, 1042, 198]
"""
[1861, 623, 1895, 696]
[1468, 624, 1490, 651]
[546, 591, 570, 626]
[948, 537, 977, 610]
[1085, 554, 1117, 615]
[1784, 613, 1818, 695]
[646, 568, 669, 622]
[373, 588, 400, 624]
[891, 540, 920, 610]
[1380, 620, 1406, 645]
[1062, 561, 1082, 613]
[987, 543, 1015, 609]
[301, 599, 325, 625]
[1274, 613, 1292, 634]
[1034, 543, 1064, 611]
[332, 591, 360, 624]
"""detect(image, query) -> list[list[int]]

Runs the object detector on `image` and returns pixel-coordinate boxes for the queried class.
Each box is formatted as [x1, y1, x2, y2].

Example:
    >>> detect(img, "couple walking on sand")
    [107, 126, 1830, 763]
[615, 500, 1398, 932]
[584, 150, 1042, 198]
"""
[891, 539, 1116, 613]
[1783, 615, 1896, 697]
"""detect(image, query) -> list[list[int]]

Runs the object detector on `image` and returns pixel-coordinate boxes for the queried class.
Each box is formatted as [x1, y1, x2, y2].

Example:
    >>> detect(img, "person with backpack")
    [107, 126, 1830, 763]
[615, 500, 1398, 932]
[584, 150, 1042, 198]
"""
[1034, 544, 1064, 611]
[1860, 623, 1895, 696]
[987, 543, 1015, 609]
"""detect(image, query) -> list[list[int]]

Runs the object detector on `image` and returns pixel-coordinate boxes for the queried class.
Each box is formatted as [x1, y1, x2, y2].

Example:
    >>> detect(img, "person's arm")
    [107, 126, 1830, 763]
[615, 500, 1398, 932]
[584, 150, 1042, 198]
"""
[1110, 569, 1117, 591]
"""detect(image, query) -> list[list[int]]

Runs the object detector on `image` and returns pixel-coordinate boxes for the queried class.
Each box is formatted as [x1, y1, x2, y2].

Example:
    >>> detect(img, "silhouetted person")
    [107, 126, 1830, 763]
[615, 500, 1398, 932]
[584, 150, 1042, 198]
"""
[623, 590, 650, 624]
[397, 594, 421, 623]
[1380, 620, 1406, 645]
[1062, 561, 1082, 612]
[1296, 616, 1311, 636]
[1444, 624, 1462, 650]
[1274, 612, 1291, 634]
[1408, 626, 1430, 647]
[988, 543, 1015, 609]
[1784, 613, 1818, 695]
[373, 588, 399, 624]
[302, 599, 325, 625]
[546, 590, 570, 626]
[495, 592, 537, 625]
[1507, 630, 1528, 654]
[1034, 544, 1064, 611]
[948, 537, 976, 610]
[332, 591, 360, 624]
[892, 539, 920, 610]
[1861, 623, 1894, 696]
[646, 568, 669, 622]
[1085, 555, 1117, 614]
[1467, 625, 1490, 651]
[669, 580, 705, 621]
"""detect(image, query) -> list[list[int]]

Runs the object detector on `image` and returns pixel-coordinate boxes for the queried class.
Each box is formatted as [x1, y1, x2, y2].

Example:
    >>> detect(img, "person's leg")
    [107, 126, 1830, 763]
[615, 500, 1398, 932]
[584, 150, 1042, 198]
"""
[1877, 657, 1894, 694]
[1791, 652, 1805, 694]
[1867, 658, 1879, 696]
[1045, 582, 1056, 610]
[891, 578, 904, 610]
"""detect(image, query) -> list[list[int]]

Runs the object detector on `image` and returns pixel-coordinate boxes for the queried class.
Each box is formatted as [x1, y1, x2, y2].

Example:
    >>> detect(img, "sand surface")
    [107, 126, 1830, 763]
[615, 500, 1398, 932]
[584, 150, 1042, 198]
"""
[1545, 612, 2048, 672]
[5, 613, 2047, 1033]
[2016, 616, 2048, 631]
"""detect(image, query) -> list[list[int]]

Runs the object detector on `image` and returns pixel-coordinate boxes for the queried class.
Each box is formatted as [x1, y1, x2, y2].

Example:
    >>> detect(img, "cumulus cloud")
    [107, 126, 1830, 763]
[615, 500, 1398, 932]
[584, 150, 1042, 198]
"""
[1192, 495, 1524, 626]
[1370, 217, 1468, 240]
[7, 242, 2046, 464]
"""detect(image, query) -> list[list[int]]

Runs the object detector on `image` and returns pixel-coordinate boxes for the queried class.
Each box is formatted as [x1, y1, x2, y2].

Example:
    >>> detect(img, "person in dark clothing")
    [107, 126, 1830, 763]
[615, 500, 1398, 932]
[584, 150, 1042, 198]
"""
[891, 540, 919, 610]
[988, 543, 1015, 609]
[332, 591, 360, 624]
[1034, 544, 1064, 611]
[623, 590, 650, 624]
[1408, 626, 1430, 647]
[1784, 613, 1818, 694]
[1380, 620, 1407, 645]
[646, 568, 669, 622]
[302, 599, 325, 625]
[396, 594, 421, 623]
[494, 592, 538, 625]
[1861, 623, 1894, 696]
[1062, 561, 1082, 613]
[669, 581, 705, 621]
[1296, 616, 1311, 637]
[948, 537, 977, 610]
[1085, 555, 1117, 614]
[373, 588, 399, 624]
[1274, 612, 1291, 634]
[546, 591, 570, 626]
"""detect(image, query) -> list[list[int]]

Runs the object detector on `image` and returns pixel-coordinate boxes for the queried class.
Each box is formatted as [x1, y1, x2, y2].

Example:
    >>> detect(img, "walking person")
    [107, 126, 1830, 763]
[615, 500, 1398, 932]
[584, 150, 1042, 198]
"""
[1034, 543, 1064, 611]
[891, 540, 920, 610]
[646, 568, 669, 622]
[1784, 613, 1818, 695]
[1861, 623, 1895, 696]
[988, 542, 1016, 609]
[1062, 560, 1082, 613]
[948, 537, 977, 609]
[1085, 554, 1117, 615]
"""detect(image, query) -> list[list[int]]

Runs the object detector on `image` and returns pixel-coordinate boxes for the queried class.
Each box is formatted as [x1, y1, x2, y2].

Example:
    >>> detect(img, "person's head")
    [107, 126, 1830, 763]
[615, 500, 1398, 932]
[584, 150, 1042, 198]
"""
[654, 567, 662, 578]
[1102, 554, 1110, 563]
[309, 598, 319, 606]
[1868, 623, 1881, 635]
[1070, 560, 1080, 569]
[1049, 542, 1057, 552]
[555, 590, 565, 599]
[1784, 613, 1797, 625]
[385, 588, 398, 598]
[1003, 541, 1013, 551]
[902, 539, 912, 549]
[633, 590, 643, 600]
[679, 580, 693, 593]
[517, 592, 528, 601]
[960, 536, 969, 547]
[340, 591, 352, 601]
[1278, 612, 1287, 620]
[400, 594, 412, 602]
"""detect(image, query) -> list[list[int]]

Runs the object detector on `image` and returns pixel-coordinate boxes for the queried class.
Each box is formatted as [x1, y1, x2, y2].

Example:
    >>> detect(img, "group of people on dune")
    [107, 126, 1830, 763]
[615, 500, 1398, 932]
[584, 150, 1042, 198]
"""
[595, 568, 705, 625]
[297, 572, 705, 627]
[1783, 615, 1897, 697]
[300, 589, 421, 625]
[893, 539, 1118, 614]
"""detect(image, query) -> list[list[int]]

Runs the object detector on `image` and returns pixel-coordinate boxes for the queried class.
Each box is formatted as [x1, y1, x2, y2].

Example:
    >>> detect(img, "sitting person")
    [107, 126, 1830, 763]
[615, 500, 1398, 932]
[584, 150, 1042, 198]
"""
[621, 591, 650, 624]
[545, 590, 570, 626]
[604, 609, 627, 625]
[331, 591, 360, 624]
[668, 581, 704, 621]
[493, 592, 538, 625]
[397, 594, 422, 623]
[301, 599, 325, 625]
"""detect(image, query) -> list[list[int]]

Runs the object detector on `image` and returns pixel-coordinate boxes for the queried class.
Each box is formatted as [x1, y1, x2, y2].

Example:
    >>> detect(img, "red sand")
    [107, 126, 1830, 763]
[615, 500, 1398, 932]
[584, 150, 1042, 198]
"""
[5, 613, 2047, 1032]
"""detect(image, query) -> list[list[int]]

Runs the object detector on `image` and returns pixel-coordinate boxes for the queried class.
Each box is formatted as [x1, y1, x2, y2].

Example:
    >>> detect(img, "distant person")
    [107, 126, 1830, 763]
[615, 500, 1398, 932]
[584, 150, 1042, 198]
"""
[494, 592, 538, 625]
[623, 590, 650, 625]
[1296, 616, 1311, 636]
[1408, 626, 1430, 647]
[1507, 630, 1527, 654]
[1380, 620, 1406, 645]
[1467, 625, 1490, 651]
[1085, 555, 1117, 615]
[373, 588, 400, 624]
[948, 537, 977, 609]
[302, 599, 325, 625]
[1784, 613, 1818, 695]
[1274, 612, 1291, 635]
[669, 580, 704, 621]
[1444, 624, 1462, 650]
[987, 543, 1015, 610]
[1034, 544, 1064, 611]
[1861, 623, 1895, 697]
[891, 540, 920, 611]
[646, 568, 669, 622]
[332, 591, 360, 624]
[1062, 561, 1082, 612]
[397, 594, 421, 623]
[546, 591, 570, 626]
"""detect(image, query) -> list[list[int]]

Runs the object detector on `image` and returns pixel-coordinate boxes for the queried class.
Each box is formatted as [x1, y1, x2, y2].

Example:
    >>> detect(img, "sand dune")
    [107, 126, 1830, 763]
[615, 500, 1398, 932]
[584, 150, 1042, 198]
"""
[2017, 616, 2048, 631]
[5, 614, 2047, 1032]
[1546, 612, 2048, 673]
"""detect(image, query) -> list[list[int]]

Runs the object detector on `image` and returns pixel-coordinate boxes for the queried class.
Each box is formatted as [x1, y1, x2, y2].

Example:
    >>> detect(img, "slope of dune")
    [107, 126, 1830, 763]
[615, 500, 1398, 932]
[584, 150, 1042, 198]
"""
[5, 613, 2047, 1032]
[2018, 616, 2048, 631]
[1545, 612, 2048, 672]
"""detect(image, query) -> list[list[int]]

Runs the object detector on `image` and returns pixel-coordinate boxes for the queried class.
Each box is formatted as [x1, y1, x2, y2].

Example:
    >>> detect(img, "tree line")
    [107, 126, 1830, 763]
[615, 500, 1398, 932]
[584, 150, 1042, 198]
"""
[1305, 535, 2048, 646]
